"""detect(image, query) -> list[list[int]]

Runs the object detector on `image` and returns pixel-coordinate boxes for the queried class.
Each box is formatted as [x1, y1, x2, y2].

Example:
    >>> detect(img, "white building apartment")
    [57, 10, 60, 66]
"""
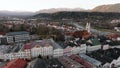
[87, 45, 101, 52]
[50, 39, 63, 57]
[7, 36, 14, 43]
[53, 48, 63, 57]
[87, 38, 101, 52]
[31, 39, 53, 58]
[79, 44, 87, 54]
[71, 46, 80, 54]
[31, 45, 53, 58]
[102, 44, 109, 50]
[110, 57, 120, 68]
[71, 44, 87, 55]
[6, 31, 30, 43]
[0, 45, 13, 60]
[63, 46, 72, 56]
[0, 37, 1, 44]
[4, 49, 31, 60]
[58, 56, 84, 68]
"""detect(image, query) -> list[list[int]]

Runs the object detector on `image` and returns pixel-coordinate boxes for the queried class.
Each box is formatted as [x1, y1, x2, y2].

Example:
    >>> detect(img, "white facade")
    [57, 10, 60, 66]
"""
[0, 38, 1, 44]
[63, 46, 72, 56]
[86, 23, 91, 33]
[71, 44, 87, 54]
[4, 49, 31, 60]
[14, 34, 30, 42]
[114, 27, 120, 32]
[71, 46, 80, 54]
[53, 48, 63, 57]
[7, 36, 14, 43]
[6, 32, 30, 43]
[87, 45, 101, 52]
[103, 44, 109, 50]
[117, 37, 120, 41]
[0, 53, 4, 59]
[0, 45, 13, 60]
[31, 46, 53, 57]
[110, 57, 120, 68]
[79, 44, 87, 54]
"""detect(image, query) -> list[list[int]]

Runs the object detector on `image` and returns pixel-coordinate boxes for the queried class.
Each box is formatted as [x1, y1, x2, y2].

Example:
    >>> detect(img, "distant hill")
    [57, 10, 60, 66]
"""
[33, 13, 52, 19]
[91, 3, 120, 13]
[1, 3, 120, 17]
[0, 10, 34, 17]
[36, 8, 86, 13]
[33, 11, 120, 21]
[0, 8, 85, 17]
[34, 3, 120, 19]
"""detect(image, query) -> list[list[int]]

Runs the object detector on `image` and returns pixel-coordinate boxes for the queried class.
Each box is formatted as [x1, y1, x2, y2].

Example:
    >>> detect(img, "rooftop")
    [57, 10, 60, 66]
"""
[44, 58, 64, 68]
[0, 45, 13, 54]
[91, 38, 101, 46]
[79, 54, 102, 66]
[6, 31, 29, 36]
[2, 59, 27, 68]
[24, 39, 54, 49]
[96, 48, 120, 59]
[27, 58, 46, 68]
[58, 56, 84, 68]
[87, 51, 114, 65]
[49, 39, 62, 49]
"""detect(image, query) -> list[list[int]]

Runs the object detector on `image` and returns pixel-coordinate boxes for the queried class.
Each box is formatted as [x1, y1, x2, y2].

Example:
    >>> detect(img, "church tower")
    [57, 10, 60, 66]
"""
[86, 23, 90, 33]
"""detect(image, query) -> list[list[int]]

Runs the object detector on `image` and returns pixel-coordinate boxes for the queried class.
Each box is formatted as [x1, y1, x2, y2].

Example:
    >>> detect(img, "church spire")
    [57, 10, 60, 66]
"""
[86, 22, 90, 33]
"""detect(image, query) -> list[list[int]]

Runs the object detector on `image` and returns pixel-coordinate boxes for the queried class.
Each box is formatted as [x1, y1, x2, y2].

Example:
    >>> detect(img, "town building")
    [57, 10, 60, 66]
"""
[86, 38, 101, 52]
[70, 54, 94, 68]
[58, 56, 84, 68]
[0, 36, 8, 44]
[6, 31, 30, 43]
[44, 58, 65, 68]
[87, 48, 120, 68]
[106, 33, 120, 41]
[26, 58, 46, 68]
[0, 45, 13, 60]
[86, 23, 91, 33]
[50, 39, 63, 57]
[2, 58, 27, 68]
[31, 40, 53, 57]
[79, 54, 102, 68]
[4, 49, 31, 61]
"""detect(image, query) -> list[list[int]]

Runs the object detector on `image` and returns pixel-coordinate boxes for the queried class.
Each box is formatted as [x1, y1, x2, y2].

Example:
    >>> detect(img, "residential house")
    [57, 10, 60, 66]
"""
[58, 56, 84, 68]
[2, 58, 27, 68]
[86, 38, 101, 52]
[26, 58, 46, 68]
[6, 31, 30, 43]
[79, 54, 102, 68]
[50, 39, 63, 57]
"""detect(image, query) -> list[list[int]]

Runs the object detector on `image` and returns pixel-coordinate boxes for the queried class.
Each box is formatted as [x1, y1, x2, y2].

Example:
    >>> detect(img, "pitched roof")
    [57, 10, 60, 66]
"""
[79, 54, 102, 66]
[28, 58, 46, 68]
[0, 32, 6, 35]
[91, 38, 101, 46]
[6, 31, 29, 36]
[2, 59, 27, 68]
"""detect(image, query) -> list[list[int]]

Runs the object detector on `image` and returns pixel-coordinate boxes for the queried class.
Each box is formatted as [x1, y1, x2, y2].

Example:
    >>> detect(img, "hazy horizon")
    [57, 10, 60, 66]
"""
[0, 0, 119, 12]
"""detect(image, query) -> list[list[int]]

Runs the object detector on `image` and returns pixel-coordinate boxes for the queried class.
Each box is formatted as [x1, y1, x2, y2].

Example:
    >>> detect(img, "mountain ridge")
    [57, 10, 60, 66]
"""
[0, 3, 120, 17]
[91, 3, 120, 13]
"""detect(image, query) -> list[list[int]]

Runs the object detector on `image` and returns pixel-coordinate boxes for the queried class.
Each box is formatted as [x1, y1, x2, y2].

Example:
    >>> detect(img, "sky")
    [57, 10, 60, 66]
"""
[0, 0, 119, 12]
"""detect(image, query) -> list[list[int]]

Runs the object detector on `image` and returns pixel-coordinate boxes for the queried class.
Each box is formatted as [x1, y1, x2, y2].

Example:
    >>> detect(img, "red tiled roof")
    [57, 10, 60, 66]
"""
[65, 32, 74, 35]
[73, 30, 91, 39]
[0, 32, 6, 35]
[106, 34, 120, 39]
[2, 59, 27, 68]
[24, 43, 32, 49]
[24, 42, 37, 49]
